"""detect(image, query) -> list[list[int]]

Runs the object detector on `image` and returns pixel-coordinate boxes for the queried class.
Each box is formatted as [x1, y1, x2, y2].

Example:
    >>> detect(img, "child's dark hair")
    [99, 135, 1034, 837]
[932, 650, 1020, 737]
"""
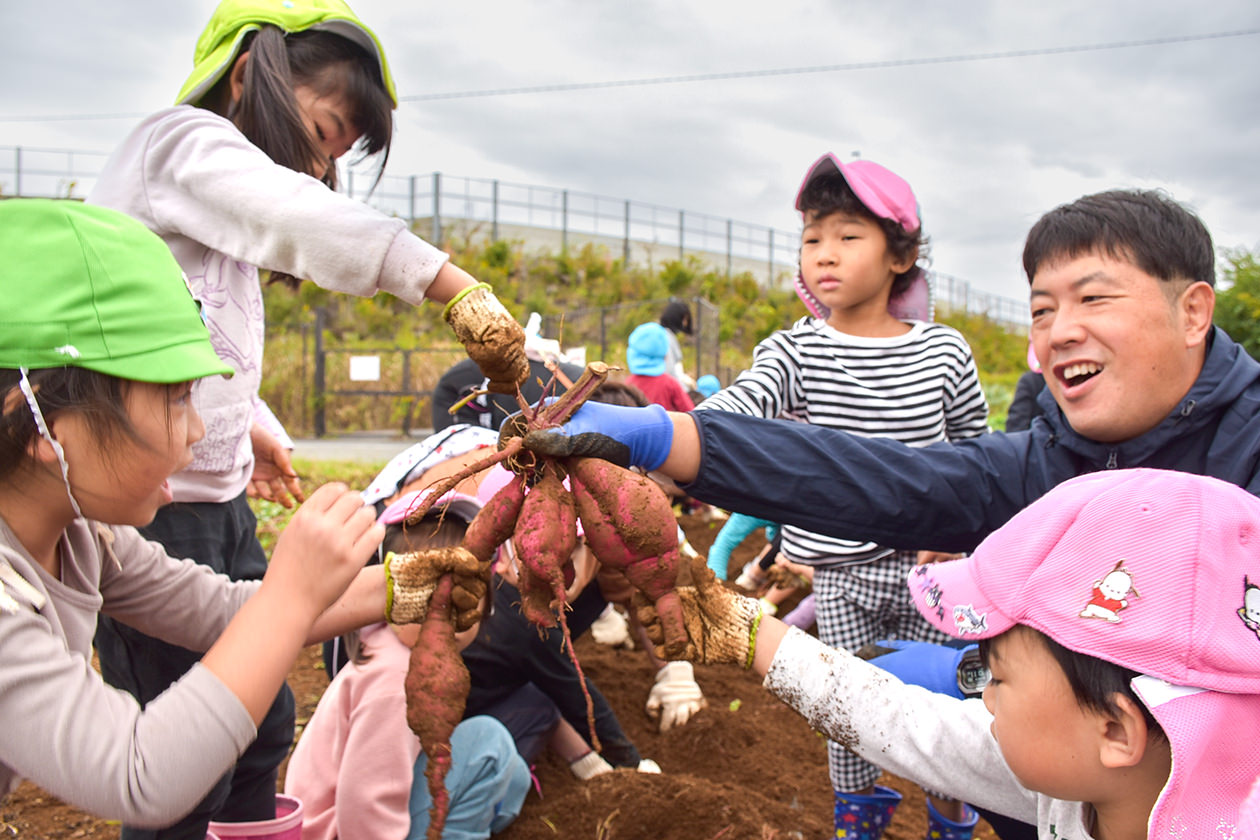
[1022, 189, 1215, 292]
[797, 171, 927, 296]
[0, 368, 148, 481]
[590, 381, 649, 408]
[980, 626, 1166, 740]
[205, 27, 394, 192]
[342, 510, 467, 667]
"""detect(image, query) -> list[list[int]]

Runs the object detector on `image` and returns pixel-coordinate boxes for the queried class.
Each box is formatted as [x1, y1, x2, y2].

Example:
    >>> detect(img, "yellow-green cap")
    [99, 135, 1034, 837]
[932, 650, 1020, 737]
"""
[0, 200, 234, 384]
[175, 0, 397, 107]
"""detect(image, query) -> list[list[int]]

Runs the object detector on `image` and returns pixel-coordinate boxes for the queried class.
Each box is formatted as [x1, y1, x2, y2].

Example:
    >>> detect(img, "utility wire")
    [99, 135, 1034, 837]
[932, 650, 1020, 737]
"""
[2, 28, 1256, 122]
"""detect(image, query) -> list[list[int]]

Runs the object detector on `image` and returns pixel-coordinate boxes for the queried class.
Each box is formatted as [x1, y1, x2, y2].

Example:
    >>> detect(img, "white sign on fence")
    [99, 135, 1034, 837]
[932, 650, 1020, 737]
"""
[348, 355, 381, 382]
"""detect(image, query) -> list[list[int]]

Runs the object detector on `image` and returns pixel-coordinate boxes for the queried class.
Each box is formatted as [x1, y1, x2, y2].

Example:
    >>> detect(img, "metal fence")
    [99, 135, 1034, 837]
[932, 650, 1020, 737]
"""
[0, 144, 1029, 327]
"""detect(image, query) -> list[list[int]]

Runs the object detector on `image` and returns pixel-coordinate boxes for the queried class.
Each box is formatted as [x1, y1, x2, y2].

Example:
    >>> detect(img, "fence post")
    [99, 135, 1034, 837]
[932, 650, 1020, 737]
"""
[767, 229, 774, 285]
[14, 147, 20, 197]
[692, 296, 701, 380]
[725, 219, 732, 277]
[599, 307, 608, 362]
[623, 200, 631, 265]
[678, 210, 685, 260]
[492, 180, 500, 242]
[432, 172, 441, 244]
[313, 307, 327, 439]
[408, 175, 416, 225]
[562, 190, 568, 253]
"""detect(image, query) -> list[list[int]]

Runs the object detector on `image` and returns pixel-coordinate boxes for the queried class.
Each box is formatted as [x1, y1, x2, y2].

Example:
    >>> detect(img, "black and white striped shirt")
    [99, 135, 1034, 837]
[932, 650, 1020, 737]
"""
[696, 318, 990, 566]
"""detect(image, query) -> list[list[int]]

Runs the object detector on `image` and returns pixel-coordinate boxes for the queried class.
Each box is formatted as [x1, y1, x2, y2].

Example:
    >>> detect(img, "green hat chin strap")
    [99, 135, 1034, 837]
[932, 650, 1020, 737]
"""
[18, 369, 82, 519]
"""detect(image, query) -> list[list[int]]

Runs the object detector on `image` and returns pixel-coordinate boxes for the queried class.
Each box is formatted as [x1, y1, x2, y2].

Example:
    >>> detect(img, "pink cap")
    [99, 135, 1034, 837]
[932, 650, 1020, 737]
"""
[909, 469, 1260, 833]
[1026, 338, 1041, 373]
[379, 488, 482, 526]
[793, 154, 929, 322]
[794, 154, 920, 234]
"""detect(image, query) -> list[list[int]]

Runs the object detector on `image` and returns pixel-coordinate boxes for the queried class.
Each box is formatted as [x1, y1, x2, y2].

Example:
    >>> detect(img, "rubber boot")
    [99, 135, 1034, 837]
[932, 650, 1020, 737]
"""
[833, 786, 902, 839]
[925, 797, 979, 840]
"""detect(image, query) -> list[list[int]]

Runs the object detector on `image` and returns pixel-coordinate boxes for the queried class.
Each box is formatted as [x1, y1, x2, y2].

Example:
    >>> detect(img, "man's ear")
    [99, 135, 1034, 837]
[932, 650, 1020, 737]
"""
[1097, 693, 1150, 769]
[227, 52, 251, 106]
[1179, 281, 1215, 348]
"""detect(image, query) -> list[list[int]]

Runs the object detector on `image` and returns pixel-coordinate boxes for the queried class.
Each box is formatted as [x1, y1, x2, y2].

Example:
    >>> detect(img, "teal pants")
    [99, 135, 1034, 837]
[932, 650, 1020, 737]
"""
[408, 716, 531, 839]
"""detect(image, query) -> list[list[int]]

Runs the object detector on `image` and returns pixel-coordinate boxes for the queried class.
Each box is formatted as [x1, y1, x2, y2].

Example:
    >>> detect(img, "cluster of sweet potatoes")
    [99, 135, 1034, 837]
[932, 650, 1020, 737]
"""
[396, 362, 692, 835]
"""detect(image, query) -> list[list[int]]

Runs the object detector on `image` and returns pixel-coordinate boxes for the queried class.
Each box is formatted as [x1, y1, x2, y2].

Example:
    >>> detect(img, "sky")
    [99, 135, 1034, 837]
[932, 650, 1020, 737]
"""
[3, 1, 1259, 304]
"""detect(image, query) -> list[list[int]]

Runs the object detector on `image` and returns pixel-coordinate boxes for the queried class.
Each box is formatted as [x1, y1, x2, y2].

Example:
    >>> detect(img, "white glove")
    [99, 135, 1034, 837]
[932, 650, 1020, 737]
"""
[590, 603, 632, 647]
[645, 661, 706, 732]
[569, 750, 614, 780]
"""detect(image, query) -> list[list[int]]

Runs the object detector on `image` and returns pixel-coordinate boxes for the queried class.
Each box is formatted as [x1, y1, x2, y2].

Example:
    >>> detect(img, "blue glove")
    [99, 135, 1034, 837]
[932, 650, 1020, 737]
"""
[521, 401, 674, 471]
[864, 639, 986, 700]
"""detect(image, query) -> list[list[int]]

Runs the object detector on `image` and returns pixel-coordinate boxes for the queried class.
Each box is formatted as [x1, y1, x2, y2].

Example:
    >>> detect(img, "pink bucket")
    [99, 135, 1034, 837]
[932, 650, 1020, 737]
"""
[207, 794, 303, 840]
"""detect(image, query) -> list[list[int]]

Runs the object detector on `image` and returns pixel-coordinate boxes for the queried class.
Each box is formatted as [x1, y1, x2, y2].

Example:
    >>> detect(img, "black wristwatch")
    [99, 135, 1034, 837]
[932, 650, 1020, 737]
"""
[956, 646, 990, 698]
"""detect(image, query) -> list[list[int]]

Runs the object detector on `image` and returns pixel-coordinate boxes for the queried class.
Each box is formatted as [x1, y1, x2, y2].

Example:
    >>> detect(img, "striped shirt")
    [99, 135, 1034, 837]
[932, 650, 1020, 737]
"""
[696, 318, 989, 566]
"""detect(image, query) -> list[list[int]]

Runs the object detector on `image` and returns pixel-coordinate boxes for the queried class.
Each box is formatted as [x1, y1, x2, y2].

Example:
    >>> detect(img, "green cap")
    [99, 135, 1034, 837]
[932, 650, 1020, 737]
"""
[176, 0, 398, 107]
[0, 200, 234, 384]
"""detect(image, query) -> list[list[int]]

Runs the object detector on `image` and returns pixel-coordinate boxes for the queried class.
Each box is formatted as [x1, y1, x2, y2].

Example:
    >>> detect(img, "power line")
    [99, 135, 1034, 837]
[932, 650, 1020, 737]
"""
[1, 28, 1255, 123]
[399, 29, 1260, 102]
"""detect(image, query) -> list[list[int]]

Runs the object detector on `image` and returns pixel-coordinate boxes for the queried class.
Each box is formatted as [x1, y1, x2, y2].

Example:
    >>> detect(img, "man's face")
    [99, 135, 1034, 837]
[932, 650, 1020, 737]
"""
[1029, 253, 1205, 443]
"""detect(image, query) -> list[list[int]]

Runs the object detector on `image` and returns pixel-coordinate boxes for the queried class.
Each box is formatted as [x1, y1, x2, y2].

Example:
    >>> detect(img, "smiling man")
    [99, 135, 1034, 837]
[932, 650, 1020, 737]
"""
[527, 188, 1260, 553]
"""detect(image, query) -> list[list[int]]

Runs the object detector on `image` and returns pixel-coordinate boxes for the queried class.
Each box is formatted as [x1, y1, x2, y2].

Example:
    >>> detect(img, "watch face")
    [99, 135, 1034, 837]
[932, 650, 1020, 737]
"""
[957, 648, 991, 697]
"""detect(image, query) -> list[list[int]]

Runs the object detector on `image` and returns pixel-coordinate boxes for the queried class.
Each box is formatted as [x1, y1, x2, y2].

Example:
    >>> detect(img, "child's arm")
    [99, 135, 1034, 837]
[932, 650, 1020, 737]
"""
[940, 332, 991, 441]
[200, 483, 383, 723]
[693, 332, 800, 420]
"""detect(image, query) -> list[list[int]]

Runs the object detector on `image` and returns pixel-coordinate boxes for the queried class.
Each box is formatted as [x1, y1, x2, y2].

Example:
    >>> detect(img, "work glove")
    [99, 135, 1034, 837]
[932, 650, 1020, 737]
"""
[859, 639, 988, 700]
[636, 555, 764, 667]
[443, 283, 529, 394]
[645, 661, 707, 732]
[589, 602, 633, 647]
[522, 401, 674, 470]
[384, 547, 489, 630]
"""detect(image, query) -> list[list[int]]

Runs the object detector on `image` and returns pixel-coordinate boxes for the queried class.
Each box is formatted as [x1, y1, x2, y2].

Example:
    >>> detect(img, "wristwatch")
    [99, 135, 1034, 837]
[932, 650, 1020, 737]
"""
[956, 646, 990, 698]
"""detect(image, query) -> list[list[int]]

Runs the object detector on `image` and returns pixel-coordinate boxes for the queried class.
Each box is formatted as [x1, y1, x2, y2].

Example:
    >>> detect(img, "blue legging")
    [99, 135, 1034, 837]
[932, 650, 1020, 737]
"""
[408, 716, 531, 840]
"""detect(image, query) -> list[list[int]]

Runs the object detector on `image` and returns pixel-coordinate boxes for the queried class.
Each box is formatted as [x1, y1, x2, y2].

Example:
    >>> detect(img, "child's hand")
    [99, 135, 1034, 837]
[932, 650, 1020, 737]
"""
[444, 283, 529, 393]
[268, 483, 384, 617]
[385, 547, 489, 630]
[635, 555, 763, 666]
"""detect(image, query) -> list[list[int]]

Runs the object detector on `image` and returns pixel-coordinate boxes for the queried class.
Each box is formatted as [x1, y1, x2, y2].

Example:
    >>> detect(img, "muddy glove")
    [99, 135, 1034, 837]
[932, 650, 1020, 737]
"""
[522, 401, 674, 470]
[384, 547, 488, 630]
[443, 283, 529, 394]
[646, 661, 707, 732]
[636, 555, 764, 667]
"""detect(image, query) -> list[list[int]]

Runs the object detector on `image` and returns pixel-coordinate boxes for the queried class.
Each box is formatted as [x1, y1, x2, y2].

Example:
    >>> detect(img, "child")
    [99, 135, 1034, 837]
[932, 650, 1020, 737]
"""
[284, 491, 530, 840]
[625, 322, 696, 412]
[694, 152, 989, 834]
[638, 468, 1260, 838]
[86, 2, 526, 835]
[0, 199, 450, 827]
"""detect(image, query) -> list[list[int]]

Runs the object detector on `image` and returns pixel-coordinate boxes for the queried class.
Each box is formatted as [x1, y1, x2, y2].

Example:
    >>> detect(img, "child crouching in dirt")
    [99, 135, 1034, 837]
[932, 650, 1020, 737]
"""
[0, 200, 465, 828]
[638, 469, 1260, 838]
[284, 490, 530, 840]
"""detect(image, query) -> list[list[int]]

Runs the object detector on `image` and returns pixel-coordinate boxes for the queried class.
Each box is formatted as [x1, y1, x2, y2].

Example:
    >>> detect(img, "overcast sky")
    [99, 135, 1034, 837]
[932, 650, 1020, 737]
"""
[3, 1, 1258, 303]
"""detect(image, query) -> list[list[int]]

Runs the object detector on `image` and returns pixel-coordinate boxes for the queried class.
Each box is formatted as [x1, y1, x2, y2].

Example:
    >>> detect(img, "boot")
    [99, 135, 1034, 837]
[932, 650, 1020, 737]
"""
[925, 796, 979, 840]
[833, 786, 902, 839]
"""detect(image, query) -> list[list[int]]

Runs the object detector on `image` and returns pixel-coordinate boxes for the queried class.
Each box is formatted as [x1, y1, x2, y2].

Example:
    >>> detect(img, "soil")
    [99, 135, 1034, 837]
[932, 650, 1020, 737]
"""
[0, 513, 998, 840]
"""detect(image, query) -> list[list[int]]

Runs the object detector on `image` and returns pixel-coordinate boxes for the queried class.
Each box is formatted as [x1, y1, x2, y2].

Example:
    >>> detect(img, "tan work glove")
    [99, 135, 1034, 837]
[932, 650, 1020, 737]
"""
[384, 547, 488, 630]
[635, 555, 765, 667]
[443, 283, 529, 394]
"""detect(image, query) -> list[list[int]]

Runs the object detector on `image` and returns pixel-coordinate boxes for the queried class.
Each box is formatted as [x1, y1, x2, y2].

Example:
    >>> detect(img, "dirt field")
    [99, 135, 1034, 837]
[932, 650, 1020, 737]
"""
[0, 514, 996, 839]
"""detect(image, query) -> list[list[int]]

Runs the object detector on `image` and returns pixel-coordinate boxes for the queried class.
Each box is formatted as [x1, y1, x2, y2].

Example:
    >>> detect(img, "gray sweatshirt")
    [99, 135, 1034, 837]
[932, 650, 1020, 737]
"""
[0, 516, 257, 826]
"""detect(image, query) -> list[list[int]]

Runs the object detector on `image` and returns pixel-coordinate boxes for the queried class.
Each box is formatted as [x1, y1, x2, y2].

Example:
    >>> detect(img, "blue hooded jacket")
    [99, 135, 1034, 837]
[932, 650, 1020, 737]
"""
[684, 327, 1260, 553]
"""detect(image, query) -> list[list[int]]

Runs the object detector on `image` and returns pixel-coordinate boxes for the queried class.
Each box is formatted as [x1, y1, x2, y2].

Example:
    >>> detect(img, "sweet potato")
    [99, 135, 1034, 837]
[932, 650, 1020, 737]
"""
[462, 470, 527, 565]
[511, 464, 599, 749]
[566, 456, 692, 660]
[405, 575, 470, 840]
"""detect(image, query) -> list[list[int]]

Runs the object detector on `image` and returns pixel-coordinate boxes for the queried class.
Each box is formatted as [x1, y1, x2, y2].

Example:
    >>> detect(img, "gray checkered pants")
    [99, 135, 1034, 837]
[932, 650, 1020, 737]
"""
[813, 552, 951, 791]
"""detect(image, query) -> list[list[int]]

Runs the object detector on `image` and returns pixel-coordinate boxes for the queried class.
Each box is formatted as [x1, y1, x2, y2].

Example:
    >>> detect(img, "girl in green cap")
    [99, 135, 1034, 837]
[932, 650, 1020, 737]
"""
[0, 200, 478, 830]
[86, 3, 527, 836]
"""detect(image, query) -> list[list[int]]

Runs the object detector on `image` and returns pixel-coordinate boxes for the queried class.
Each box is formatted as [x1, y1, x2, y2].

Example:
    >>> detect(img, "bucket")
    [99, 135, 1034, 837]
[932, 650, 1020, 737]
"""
[207, 794, 303, 840]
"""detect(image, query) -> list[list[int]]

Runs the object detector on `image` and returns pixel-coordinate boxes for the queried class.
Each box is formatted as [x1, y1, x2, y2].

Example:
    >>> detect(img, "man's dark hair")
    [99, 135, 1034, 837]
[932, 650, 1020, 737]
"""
[980, 626, 1166, 739]
[797, 171, 926, 295]
[1022, 189, 1216, 289]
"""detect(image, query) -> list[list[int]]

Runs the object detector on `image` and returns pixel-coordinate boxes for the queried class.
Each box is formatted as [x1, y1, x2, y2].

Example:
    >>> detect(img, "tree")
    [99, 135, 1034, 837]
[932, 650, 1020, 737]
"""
[1214, 248, 1260, 360]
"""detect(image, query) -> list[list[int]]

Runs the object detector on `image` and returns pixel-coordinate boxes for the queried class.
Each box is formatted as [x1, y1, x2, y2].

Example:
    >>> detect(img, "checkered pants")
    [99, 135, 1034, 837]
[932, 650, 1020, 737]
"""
[813, 552, 951, 791]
